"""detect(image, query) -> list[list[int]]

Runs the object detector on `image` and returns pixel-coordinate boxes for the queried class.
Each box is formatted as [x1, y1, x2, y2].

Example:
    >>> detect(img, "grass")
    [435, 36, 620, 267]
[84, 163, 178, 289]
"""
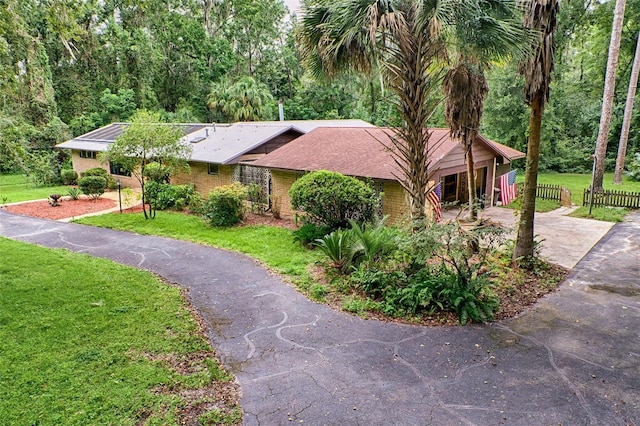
[0, 237, 240, 425]
[0, 174, 72, 204]
[569, 206, 630, 222]
[75, 211, 322, 291]
[501, 197, 560, 213]
[517, 172, 640, 205]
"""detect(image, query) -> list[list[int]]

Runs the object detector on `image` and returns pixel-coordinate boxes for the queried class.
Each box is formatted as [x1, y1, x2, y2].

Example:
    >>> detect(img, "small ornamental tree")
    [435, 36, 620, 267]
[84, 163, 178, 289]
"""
[289, 170, 380, 230]
[101, 110, 192, 219]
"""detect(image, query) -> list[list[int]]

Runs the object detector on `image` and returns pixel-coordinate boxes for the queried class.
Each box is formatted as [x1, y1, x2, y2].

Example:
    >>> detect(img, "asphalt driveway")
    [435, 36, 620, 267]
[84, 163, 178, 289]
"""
[0, 210, 638, 425]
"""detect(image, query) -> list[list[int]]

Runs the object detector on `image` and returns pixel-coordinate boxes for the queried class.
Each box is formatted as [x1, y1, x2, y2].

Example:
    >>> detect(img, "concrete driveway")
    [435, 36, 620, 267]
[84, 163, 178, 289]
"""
[444, 207, 615, 269]
[0, 210, 638, 425]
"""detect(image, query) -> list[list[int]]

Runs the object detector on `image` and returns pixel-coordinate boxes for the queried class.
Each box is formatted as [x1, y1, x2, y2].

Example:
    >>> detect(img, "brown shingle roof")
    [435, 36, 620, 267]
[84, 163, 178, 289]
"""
[251, 127, 523, 180]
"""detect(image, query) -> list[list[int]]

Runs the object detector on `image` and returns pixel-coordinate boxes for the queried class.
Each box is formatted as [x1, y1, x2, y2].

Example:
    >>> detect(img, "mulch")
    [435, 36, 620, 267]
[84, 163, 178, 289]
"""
[3, 197, 117, 220]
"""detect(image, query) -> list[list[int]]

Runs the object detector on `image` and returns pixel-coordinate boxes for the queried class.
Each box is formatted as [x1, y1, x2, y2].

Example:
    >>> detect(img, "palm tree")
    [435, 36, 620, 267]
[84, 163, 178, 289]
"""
[442, 1, 526, 221]
[513, 0, 559, 261]
[301, 0, 524, 220]
[207, 76, 274, 122]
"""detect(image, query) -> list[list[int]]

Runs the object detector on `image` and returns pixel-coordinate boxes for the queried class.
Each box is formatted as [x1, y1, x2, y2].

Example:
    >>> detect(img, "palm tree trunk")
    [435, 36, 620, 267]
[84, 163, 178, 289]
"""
[466, 146, 477, 221]
[594, 0, 626, 191]
[514, 94, 543, 260]
[614, 30, 640, 185]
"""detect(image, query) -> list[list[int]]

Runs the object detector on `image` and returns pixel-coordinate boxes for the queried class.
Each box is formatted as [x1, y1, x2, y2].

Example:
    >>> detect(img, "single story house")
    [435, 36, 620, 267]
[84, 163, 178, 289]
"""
[56, 119, 374, 195]
[250, 127, 525, 223]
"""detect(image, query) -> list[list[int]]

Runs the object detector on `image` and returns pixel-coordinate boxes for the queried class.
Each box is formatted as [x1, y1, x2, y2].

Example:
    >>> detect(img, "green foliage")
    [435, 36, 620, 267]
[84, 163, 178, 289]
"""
[144, 182, 197, 211]
[203, 183, 248, 227]
[314, 230, 355, 273]
[627, 153, 640, 181]
[0, 174, 70, 203]
[208, 76, 275, 122]
[22, 150, 61, 186]
[292, 223, 332, 247]
[78, 176, 106, 199]
[66, 186, 82, 200]
[81, 167, 116, 188]
[143, 161, 171, 184]
[327, 220, 506, 324]
[0, 238, 237, 425]
[60, 168, 78, 185]
[289, 171, 380, 229]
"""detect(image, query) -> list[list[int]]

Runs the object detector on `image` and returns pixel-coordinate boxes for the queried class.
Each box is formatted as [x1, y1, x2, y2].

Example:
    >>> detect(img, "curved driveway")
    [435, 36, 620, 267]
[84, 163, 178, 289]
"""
[1, 210, 638, 425]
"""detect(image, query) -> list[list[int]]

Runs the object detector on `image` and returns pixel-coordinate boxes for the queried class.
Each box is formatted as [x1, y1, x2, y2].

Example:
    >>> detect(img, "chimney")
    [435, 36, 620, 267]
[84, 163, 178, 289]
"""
[278, 100, 284, 121]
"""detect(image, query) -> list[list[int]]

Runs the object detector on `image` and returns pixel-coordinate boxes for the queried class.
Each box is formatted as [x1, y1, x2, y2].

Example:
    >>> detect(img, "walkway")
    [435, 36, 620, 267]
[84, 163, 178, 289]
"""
[0, 210, 638, 425]
[444, 206, 614, 269]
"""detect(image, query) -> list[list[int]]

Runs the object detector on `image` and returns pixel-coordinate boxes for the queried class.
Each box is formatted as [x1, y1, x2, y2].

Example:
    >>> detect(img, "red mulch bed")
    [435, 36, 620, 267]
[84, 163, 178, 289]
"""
[3, 197, 117, 220]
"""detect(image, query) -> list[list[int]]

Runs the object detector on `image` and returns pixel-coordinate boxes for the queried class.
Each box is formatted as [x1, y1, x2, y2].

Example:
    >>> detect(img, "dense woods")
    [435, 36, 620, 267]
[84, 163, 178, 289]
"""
[1, 0, 639, 177]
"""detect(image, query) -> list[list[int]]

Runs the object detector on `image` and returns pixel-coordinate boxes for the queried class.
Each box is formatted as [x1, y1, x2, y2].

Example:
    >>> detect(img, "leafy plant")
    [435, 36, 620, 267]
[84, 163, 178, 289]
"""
[78, 176, 106, 200]
[289, 170, 380, 229]
[202, 182, 248, 227]
[67, 186, 82, 200]
[60, 169, 78, 185]
[348, 217, 397, 265]
[144, 182, 196, 211]
[314, 229, 355, 273]
[292, 223, 331, 247]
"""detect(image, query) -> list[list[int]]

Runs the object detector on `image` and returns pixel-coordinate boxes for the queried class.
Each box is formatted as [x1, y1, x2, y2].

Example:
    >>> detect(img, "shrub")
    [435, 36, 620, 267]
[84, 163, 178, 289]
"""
[78, 176, 106, 200]
[247, 182, 267, 214]
[81, 167, 117, 189]
[60, 169, 78, 185]
[348, 217, 397, 265]
[203, 182, 248, 227]
[292, 223, 332, 247]
[627, 152, 640, 182]
[289, 170, 380, 229]
[144, 182, 195, 211]
[67, 187, 82, 200]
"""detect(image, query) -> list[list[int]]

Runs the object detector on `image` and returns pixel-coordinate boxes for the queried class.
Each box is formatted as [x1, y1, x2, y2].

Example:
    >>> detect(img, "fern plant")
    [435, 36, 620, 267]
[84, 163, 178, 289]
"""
[314, 230, 355, 273]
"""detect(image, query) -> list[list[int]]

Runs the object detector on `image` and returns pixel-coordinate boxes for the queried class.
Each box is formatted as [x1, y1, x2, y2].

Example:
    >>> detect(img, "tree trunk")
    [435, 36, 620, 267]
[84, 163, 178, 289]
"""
[594, 0, 626, 191]
[614, 30, 640, 185]
[514, 94, 543, 260]
[466, 145, 477, 221]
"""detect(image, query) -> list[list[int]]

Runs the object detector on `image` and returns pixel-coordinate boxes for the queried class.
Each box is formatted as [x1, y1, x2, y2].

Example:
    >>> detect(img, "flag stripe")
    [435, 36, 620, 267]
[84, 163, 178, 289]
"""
[428, 182, 442, 222]
[499, 170, 517, 205]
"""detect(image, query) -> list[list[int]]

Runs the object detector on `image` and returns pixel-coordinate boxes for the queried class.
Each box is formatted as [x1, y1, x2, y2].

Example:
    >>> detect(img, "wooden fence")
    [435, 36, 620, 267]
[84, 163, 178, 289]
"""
[583, 189, 640, 209]
[515, 183, 572, 206]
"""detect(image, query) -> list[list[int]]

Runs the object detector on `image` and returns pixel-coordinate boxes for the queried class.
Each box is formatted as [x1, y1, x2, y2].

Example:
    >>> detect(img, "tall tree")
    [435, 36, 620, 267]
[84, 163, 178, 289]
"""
[442, 1, 526, 221]
[300, 0, 448, 219]
[593, 0, 626, 191]
[513, 0, 559, 261]
[614, 30, 640, 184]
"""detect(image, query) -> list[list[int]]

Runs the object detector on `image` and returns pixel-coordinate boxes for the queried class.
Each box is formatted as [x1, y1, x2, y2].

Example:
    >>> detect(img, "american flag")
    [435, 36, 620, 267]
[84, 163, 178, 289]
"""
[499, 170, 518, 206]
[427, 182, 442, 222]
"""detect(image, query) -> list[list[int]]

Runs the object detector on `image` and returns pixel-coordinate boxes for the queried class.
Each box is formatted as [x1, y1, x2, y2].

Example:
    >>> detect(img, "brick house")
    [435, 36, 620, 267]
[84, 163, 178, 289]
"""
[56, 120, 374, 195]
[250, 127, 525, 223]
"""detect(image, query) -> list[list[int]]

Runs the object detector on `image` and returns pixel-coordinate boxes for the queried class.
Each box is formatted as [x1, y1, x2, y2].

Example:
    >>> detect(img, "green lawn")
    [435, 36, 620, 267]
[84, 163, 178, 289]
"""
[517, 172, 640, 205]
[0, 237, 240, 425]
[76, 211, 322, 291]
[0, 174, 72, 203]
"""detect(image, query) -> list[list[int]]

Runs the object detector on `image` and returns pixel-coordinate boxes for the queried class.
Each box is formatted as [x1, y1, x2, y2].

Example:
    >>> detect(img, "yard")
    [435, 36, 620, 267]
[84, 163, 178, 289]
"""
[0, 174, 73, 204]
[0, 237, 241, 425]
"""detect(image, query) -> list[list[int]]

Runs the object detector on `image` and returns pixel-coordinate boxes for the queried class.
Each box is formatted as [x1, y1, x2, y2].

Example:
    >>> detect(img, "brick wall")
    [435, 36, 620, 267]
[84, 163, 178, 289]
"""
[270, 170, 298, 218]
[171, 162, 234, 196]
[381, 180, 411, 223]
